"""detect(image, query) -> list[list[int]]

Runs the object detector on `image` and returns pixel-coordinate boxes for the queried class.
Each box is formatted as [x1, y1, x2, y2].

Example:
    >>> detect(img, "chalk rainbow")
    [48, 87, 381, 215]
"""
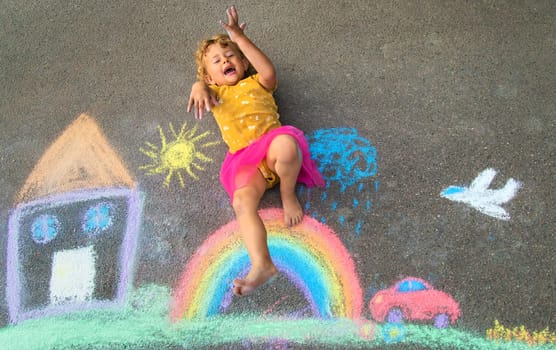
[171, 208, 362, 321]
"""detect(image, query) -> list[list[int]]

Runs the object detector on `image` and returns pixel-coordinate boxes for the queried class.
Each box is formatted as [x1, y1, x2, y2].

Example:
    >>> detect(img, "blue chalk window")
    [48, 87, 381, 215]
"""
[31, 214, 60, 244]
[82, 202, 114, 236]
[397, 280, 427, 292]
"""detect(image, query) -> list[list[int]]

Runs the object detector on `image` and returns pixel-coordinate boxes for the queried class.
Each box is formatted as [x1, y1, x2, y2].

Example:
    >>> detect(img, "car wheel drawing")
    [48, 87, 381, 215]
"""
[386, 308, 404, 323]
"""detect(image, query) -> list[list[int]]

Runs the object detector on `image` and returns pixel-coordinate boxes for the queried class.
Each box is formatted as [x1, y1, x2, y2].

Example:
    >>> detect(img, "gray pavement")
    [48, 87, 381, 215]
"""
[1, 1, 555, 349]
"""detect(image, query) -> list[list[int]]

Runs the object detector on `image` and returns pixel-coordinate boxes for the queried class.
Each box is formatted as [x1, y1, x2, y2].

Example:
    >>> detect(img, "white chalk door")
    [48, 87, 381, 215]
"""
[49, 245, 96, 305]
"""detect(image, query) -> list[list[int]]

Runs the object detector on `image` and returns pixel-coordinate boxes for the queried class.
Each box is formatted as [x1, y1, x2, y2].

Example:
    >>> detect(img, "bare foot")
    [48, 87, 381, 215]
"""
[282, 192, 303, 227]
[233, 265, 278, 296]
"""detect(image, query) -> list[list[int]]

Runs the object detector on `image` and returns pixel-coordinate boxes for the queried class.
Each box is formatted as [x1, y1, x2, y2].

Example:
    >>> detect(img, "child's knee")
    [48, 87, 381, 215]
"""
[232, 186, 261, 214]
[272, 135, 300, 163]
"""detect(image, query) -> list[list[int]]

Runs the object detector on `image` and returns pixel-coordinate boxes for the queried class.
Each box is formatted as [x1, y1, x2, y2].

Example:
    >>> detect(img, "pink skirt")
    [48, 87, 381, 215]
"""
[220, 125, 325, 201]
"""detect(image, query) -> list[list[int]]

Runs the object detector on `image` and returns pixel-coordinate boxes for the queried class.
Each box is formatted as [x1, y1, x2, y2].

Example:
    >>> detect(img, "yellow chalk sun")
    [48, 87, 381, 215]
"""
[140, 122, 219, 188]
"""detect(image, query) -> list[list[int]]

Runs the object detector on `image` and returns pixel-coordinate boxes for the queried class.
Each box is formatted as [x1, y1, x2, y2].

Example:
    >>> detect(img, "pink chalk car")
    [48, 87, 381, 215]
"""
[369, 277, 461, 328]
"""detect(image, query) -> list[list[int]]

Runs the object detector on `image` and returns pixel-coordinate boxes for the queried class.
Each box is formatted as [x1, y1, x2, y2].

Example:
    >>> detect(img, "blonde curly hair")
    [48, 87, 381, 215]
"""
[194, 34, 254, 82]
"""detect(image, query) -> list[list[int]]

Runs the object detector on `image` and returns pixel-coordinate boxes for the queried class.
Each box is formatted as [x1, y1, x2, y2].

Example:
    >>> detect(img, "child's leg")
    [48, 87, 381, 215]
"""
[266, 135, 303, 226]
[232, 172, 278, 296]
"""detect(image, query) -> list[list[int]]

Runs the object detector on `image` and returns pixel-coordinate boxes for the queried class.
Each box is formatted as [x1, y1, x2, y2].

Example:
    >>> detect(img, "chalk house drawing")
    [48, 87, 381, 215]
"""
[305, 127, 378, 235]
[139, 122, 220, 188]
[6, 114, 143, 324]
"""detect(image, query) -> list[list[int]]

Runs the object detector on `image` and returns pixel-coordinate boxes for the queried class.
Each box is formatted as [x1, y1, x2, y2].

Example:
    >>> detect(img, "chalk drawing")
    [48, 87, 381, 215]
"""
[6, 113, 143, 324]
[50, 245, 96, 305]
[170, 208, 363, 321]
[441, 168, 521, 220]
[2, 119, 546, 349]
[305, 127, 378, 235]
[369, 277, 460, 328]
[382, 323, 407, 344]
[31, 214, 60, 244]
[0, 284, 550, 349]
[357, 319, 376, 341]
[82, 201, 115, 235]
[307, 128, 378, 191]
[139, 122, 220, 188]
[15, 114, 136, 203]
[487, 319, 556, 345]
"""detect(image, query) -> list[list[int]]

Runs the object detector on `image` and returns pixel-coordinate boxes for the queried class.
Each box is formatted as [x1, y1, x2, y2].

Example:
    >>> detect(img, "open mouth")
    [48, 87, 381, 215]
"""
[224, 67, 236, 76]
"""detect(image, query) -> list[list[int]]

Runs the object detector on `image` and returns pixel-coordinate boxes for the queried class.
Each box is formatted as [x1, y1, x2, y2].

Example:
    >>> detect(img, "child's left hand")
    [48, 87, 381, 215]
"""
[220, 6, 247, 41]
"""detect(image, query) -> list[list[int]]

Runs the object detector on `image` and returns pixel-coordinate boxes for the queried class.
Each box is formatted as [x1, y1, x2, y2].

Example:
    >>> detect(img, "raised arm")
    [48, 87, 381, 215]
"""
[220, 6, 276, 91]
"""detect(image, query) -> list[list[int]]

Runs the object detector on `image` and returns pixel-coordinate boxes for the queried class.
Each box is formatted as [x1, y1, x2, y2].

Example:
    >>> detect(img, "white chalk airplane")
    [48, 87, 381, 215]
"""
[441, 168, 522, 220]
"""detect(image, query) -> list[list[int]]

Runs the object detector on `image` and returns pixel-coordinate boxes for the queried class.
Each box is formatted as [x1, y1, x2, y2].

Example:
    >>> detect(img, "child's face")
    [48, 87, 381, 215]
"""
[203, 44, 249, 86]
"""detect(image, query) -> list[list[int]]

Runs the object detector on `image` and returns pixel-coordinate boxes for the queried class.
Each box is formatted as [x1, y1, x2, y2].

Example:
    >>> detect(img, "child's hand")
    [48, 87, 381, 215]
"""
[219, 5, 276, 91]
[187, 81, 219, 119]
[220, 6, 247, 41]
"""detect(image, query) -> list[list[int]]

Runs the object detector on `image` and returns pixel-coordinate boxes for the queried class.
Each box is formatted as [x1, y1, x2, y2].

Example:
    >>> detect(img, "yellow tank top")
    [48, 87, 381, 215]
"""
[210, 74, 281, 153]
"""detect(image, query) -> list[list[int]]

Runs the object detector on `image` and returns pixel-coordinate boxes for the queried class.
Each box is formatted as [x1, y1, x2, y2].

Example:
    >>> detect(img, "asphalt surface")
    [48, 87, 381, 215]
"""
[1, 1, 554, 348]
